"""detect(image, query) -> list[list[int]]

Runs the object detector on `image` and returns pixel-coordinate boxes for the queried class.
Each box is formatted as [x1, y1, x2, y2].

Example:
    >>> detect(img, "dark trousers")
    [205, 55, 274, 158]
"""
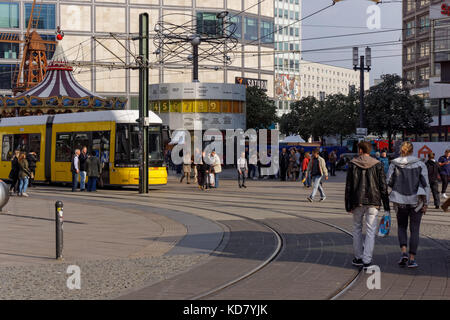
[441, 174, 448, 194]
[280, 166, 287, 181]
[238, 170, 246, 186]
[396, 206, 423, 256]
[249, 164, 256, 179]
[330, 162, 336, 176]
[87, 177, 97, 192]
[72, 172, 79, 191]
[198, 171, 206, 188]
[10, 175, 18, 192]
[430, 180, 440, 207]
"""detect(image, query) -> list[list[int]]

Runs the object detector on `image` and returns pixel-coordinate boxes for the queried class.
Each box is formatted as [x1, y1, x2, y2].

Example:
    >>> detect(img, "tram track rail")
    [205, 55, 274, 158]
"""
[31, 187, 362, 300]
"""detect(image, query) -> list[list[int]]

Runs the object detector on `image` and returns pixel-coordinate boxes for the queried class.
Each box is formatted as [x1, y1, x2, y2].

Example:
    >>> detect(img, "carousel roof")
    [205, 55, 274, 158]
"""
[1, 44, 127, 111]
[16, 45, 102, 99]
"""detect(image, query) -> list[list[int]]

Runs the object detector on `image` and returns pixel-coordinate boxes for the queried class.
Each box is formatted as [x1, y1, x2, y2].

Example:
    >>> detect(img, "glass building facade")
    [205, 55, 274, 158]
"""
[0, 1, 274, 107]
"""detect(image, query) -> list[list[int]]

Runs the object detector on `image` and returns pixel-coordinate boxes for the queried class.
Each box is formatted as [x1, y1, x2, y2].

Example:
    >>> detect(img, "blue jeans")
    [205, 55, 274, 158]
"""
[214, 173, 219, 188]
[72, 172, 79, 191]
[80, 171, 87, 190]
[19, 177, 29, 194]
[310, 175, 325, 200]
[87, 177, 97, 192]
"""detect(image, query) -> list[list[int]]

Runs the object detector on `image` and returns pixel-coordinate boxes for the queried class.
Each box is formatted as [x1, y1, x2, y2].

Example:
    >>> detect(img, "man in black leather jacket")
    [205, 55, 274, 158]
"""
[345, 141, 390, 269]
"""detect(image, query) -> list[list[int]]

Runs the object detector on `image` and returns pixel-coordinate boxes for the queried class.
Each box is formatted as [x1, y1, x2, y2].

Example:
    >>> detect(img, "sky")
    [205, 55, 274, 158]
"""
[301, 0, 403, 85]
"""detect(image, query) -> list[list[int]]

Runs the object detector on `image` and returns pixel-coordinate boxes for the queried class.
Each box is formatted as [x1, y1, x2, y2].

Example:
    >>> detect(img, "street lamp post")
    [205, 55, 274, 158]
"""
[353, 47, 371, 138]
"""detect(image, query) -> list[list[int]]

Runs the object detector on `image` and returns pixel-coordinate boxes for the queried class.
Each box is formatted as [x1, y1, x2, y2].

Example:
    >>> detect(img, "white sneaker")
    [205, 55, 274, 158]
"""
[22, 192, 29, 197]
[443, 193, 448, 199]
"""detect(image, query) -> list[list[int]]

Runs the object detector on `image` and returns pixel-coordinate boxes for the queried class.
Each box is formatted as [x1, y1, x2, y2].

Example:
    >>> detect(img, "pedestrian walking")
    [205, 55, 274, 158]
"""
[438, 149, 450, 199]
[329, 149, 337, 176]
[8, 150, 20, 195]
[86, 151, 101, 192]
[193, 148, 201, 183]
[26, 151, 37, 187]
[237, 152, 248, 188]
[279, 148, 289, 181]
[211, 151, 221, 188]
[18, 152, 31, 197]
[320, 148, 329, 170]
[426, 152, 440, 209]
[79, 146, 88, 191]
[345, 141, 390, 269]
[71, 149, 81, 192]
[305, 148, 328, 202]
[301, 152, 311, 187]
[379, 151, 389, 176]
[180, 152, 192, 184]
[387, 142, 430, 268]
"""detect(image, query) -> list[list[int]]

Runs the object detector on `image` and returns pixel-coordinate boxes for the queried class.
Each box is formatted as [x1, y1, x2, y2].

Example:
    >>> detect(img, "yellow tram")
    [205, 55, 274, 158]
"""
[0, 110, 167, 186]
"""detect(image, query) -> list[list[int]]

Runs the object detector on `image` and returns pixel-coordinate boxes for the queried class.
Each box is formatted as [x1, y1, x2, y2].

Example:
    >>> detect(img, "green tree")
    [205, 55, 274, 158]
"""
[365, 74, 432, 152]
[279, 96, 318, 141]
[245, 86, 279, 129]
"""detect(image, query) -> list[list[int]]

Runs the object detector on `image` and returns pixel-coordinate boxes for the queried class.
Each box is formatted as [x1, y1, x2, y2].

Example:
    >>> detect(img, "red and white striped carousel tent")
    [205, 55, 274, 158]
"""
[0, 44, 126, 117]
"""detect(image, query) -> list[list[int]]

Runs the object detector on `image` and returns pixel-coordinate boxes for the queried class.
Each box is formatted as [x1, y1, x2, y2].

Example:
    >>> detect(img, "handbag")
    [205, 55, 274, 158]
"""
[377, 210, 391, 237]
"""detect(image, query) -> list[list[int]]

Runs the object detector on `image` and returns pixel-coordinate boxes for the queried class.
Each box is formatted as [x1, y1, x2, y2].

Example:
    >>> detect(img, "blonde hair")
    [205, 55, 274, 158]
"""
[400, 141, 413, 157]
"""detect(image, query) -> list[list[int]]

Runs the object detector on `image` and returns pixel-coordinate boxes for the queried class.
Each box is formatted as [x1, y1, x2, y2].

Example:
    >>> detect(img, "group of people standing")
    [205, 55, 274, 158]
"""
[180, 150, 222, 191]
[279, 147, 338, 184]
[71, 146, 102, 192]
[8, 150, 37, 197]
[345, 141, 432, 270]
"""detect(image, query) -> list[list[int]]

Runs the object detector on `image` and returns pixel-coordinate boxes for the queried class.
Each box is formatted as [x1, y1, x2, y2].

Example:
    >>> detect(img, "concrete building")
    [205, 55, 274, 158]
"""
[299, 60, 369, 101]
[0, 0, 275, 108]
[402, 0, 450, 141]
[274, 0, 302, 117]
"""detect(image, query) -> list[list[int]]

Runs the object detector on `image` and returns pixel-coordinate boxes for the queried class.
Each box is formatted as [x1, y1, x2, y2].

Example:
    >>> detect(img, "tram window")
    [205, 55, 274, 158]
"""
[73, 132, 90, 151]
[148, 126, 162, 161]
[29, 134, 41, 160]
[55, 133, 73, 162]
[2, 133, 41, 161]
[92, 131, 110, 162]
[2, 135, 13, 161]
[115, 124, 140, 166]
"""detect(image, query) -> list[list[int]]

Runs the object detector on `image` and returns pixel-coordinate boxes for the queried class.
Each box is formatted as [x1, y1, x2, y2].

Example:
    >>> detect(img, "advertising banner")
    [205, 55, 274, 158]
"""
[275, 74, 301, 101]
[412, 142, 450, 160]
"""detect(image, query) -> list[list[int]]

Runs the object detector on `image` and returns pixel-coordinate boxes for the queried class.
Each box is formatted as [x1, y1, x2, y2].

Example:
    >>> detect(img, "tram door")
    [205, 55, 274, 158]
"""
[91, 131, 111, 186]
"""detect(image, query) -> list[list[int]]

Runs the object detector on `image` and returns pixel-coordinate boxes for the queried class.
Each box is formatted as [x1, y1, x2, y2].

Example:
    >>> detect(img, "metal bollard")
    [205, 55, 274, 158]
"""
[55, 201, 63, 260]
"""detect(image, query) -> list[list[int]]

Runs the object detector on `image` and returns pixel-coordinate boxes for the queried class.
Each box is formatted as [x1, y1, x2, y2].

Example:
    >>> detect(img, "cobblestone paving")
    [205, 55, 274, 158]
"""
[0, 254, 208, 300]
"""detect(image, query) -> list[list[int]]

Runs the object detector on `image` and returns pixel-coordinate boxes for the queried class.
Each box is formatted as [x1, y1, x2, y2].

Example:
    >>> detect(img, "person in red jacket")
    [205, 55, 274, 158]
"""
[301, 152, 311, 187]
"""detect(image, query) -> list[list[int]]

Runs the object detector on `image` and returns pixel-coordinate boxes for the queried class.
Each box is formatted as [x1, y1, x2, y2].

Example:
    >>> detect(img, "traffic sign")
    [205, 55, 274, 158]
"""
[356, 128, 368, 136]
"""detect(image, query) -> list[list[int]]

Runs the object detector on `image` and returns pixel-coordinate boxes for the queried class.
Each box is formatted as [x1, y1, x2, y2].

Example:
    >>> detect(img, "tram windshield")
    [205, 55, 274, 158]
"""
[115, 123, 163, 166]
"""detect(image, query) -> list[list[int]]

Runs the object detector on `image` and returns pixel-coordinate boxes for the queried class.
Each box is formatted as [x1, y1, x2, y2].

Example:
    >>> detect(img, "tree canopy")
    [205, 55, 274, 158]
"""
[245, 86, 279, 129]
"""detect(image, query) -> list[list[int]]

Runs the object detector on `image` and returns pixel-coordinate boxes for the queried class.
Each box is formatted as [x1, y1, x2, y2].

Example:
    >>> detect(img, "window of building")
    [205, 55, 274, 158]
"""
[434, 63, 441, 77]
[295, 12, 299, 20]
[406, 69, 415, 85]
[229, 15, 242, 39]
[278, 9, 283, 18]
[405, 20, 415, 37]
[244, 17, 258, 41]
[260, 19, 274, 44]
[41, 34, 56, 60]
[435, 26, 450, 52]
[289, 12, 294, 20]
[418, 15, 430, 33]
[295, 28, 299, 37]
[418, 66, 430, 83]
[295, 43, 299, 51]
[0, 34, 19, 59]
[0, 2, 19, 28]
[289, 27, 293, 36]
[0, 64, 16, 89]
[25, 3, 56, 30]
[406, 45, 415, 62]
[419, 0, 430, 7]
[419, 41, 430, 58]
[196, 12, 223, 36]
[407, 0, 416, 12]
[284, 10, 288, 19]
